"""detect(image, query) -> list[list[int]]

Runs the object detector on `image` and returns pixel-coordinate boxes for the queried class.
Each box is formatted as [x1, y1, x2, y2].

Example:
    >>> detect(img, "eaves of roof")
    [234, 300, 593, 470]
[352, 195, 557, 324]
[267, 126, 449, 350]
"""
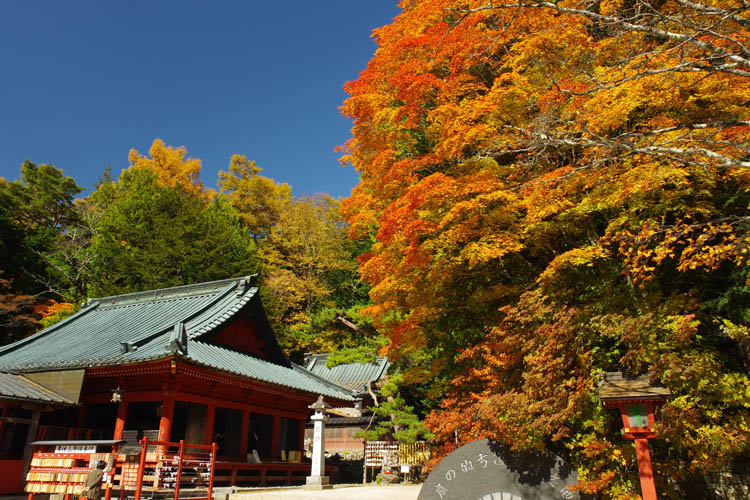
[0, 372, 75, 405]
[0, 348, 354, 403]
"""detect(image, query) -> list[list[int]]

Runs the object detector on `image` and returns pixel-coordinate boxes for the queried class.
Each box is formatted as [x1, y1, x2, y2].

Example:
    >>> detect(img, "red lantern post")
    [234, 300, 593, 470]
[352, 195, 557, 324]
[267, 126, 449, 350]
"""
[599, 372, 671, 500]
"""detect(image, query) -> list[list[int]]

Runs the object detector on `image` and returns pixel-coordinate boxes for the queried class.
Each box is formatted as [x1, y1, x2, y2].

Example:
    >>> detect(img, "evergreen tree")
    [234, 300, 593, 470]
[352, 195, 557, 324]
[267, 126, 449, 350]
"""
[0, 161, 83, 341]
[89, 166, 257, 297]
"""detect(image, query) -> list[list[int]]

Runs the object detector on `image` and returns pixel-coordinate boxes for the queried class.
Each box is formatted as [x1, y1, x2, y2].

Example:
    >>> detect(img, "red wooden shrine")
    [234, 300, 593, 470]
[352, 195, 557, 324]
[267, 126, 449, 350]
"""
[0, 277, 353, 494]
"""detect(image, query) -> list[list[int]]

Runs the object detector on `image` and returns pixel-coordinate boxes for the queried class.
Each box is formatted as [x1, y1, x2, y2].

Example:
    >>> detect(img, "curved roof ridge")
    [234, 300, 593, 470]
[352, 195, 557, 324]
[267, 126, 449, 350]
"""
[133, 281, 253, 350]
[188, 287, 257, 339]
[373, 357, 390, 381]
[90, 275, 257, 308]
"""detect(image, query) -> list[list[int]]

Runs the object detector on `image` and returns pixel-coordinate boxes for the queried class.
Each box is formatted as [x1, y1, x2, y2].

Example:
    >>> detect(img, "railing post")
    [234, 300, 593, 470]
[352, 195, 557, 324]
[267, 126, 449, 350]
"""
[104, 474, 113, 500]
[207, 442, 217, 500]
[134, 437, 148, 500]
[174, 440, 185, 500]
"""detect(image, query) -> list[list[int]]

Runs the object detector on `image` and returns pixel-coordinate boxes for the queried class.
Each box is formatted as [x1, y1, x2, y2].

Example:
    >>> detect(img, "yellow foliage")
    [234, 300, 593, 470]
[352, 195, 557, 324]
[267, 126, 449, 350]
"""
[218, 154, 291, 238]
[127, 139, 210, 197]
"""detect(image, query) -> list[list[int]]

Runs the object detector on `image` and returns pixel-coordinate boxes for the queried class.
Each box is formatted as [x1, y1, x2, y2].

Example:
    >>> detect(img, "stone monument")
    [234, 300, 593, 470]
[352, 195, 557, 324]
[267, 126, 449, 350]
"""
[305, 395, 333, 489]
[418, 438, 580, 500]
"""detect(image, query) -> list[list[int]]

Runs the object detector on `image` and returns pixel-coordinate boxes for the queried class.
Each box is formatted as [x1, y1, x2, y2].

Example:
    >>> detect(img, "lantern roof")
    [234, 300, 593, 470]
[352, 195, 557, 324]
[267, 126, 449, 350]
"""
[598, 371, 671, 402]
[308, 395, 332, 411]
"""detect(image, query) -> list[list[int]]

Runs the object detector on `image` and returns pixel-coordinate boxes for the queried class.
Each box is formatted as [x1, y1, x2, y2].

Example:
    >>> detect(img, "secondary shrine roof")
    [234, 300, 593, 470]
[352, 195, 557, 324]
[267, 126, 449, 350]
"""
[0, 276, 353, 401]
[0, 372, 74, 405]
[305, 353, 390, 394]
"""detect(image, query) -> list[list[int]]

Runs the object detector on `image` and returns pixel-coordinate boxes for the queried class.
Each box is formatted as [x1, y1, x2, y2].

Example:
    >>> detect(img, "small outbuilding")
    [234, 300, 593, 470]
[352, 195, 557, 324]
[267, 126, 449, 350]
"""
[303, 354, 389, 456]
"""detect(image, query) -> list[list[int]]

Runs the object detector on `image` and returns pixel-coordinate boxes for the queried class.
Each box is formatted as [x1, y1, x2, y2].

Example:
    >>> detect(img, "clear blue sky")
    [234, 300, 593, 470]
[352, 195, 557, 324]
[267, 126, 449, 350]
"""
[0, 1, 400, 198]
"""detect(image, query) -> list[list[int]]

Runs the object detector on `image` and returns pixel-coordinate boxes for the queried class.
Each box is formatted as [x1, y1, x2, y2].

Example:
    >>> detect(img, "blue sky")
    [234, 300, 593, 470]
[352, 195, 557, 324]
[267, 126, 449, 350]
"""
[0, 1, 400, 198]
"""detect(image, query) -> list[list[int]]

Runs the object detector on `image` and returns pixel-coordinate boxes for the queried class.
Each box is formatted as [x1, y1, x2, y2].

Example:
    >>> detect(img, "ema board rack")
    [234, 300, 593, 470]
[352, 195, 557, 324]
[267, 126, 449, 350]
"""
[25, 453, 91, 496]
[25, 440, 124, 499]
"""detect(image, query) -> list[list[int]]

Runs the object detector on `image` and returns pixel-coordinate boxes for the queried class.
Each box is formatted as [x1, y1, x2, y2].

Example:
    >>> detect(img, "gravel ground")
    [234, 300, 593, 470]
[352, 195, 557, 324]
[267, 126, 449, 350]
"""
[225, 484, 422, 500]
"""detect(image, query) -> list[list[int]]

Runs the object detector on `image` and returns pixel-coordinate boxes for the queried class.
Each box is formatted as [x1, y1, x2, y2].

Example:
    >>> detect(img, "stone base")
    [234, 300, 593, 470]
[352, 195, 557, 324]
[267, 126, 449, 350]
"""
[305, 476, 332, 489]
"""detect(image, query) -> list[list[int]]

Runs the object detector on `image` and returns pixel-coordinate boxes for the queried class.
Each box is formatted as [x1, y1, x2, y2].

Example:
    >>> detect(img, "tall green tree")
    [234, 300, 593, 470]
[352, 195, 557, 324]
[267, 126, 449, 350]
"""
[89, 166, 257, 297]
[0, 161, 83, 341]
[0, 160, 83, 294]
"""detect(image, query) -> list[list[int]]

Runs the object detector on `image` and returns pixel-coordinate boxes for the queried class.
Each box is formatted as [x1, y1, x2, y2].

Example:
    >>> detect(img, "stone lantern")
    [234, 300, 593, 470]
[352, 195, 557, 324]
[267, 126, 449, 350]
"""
[306, 395, 332, 489]
[599, 372, 671, 500]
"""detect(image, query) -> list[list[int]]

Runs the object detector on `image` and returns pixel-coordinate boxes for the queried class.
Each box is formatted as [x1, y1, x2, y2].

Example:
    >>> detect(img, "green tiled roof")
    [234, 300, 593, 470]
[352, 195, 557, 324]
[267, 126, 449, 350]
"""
[305, 353, 389, 394]
[0, 276, 353, 402]
[0, 372, 74, 405]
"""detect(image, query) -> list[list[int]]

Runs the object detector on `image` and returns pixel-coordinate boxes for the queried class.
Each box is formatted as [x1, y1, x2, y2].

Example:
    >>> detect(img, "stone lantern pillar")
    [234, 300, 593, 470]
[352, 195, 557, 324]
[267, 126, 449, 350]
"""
[306, 395, 332, 489]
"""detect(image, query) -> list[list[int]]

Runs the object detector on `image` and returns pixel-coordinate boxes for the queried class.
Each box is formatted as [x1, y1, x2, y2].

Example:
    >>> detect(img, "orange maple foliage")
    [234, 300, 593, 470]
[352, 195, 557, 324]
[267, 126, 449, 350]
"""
[341, 0, 750, 496]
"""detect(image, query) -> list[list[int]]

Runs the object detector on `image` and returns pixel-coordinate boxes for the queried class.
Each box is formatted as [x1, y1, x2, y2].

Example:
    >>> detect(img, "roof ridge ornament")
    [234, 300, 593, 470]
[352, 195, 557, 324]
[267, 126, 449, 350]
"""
[168, 322, 188, 354]
[120, 342, 137, 354]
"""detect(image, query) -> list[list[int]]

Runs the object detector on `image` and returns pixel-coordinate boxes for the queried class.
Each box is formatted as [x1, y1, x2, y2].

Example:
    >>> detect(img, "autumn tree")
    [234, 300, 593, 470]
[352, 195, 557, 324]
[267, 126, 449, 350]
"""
[0, 273, 42, 343]
[340, 0, 750, 497]
[258, 195, 372, 359]
[218, 154, 292, 240]
[128, 138, 209, 197]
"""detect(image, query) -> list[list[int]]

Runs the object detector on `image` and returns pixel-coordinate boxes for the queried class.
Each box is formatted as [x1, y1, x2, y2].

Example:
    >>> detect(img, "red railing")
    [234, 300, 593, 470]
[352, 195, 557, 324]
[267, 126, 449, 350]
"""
[26, 439, 335, 497]
[131, 437, 216, 500]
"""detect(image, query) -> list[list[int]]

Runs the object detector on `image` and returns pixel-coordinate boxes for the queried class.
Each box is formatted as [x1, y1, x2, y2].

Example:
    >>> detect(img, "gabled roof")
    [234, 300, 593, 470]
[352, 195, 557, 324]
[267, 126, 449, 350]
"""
[599, 372, 671, 402]
[305, 353, 390, 395]
[0, 276, 354, 402]
[0, 372, 74, 405]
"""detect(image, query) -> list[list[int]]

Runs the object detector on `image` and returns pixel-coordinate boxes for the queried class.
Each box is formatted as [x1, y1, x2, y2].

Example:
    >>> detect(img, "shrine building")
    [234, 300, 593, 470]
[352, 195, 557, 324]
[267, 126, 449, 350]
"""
[0, 276, 354, 494]
[303, 353, 390, 455]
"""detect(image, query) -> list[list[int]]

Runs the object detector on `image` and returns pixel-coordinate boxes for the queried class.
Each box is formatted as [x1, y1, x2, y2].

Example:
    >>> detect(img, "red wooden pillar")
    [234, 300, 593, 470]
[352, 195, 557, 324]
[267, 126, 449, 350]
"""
[113, 401, 128, 440]
[298, 418, 306, 452]
[75, 403, 87, 439]
[239, 409, 250, 458]
[613, 400, 660, 500]
[203, 403, 216, 445]
[158, 397, 175, 443]
[271, 415, 281, 459]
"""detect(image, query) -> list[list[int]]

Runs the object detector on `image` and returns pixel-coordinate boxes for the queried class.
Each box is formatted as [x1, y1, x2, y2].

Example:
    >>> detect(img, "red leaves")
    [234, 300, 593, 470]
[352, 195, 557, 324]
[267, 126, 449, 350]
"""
[339, 0, 750, 495]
